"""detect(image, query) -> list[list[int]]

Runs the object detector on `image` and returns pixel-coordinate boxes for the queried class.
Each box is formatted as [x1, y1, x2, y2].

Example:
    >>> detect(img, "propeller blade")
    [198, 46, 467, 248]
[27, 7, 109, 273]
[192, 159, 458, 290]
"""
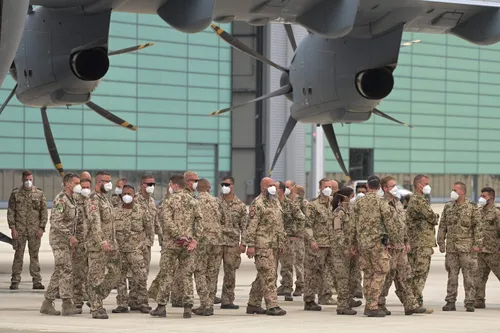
[373, 108, 413, 128]
[41, 107, 65, 177]
[0, 84, 17, 116]
[269, 115, 297, 176]
[322, 124, 351, 181]
[284, 24, 297, 52]
[86, 101, 137, 130]
[108, 42, 154, 56]
[209, 84, 292, 116]
[211, 24, 288, 74]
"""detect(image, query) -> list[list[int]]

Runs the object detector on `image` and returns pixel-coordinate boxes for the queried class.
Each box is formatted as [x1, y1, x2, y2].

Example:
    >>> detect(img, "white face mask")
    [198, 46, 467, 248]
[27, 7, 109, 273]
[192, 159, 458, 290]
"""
[221, 186, 231, 195]
[81, 188, 91, 197]
[422, 185, 431, 195]
[146, 185, 155, 195]
[450, 191, 459, 201]
[284, 188, 291, 196]
[24, 180, 33, 188]
[478, 197, 488, 207]
[192, 182, 198, 191]
[356, 192, 365, 199]
[267, 186, 277, 196]
[122, 195, 133, 204]
[390, 186, 401, 198]
[377, 188, 384, 197]
[169, 186, 174, 195]
[73, 184, 82, 194]
[115, 187, 122, 195]
[103, 182, 113, 192]
[349, 197, 356, 205]
[322, 187, 332, 197]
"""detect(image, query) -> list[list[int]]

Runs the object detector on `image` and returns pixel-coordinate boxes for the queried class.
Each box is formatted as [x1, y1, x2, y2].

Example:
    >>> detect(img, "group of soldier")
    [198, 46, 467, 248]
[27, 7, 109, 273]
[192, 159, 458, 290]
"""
[5, 169, 500, 319]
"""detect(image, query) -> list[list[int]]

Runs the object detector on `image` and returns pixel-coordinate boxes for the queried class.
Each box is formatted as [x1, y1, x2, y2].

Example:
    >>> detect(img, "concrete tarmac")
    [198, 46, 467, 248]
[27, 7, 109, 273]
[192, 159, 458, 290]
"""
[1, 205, 500, 332]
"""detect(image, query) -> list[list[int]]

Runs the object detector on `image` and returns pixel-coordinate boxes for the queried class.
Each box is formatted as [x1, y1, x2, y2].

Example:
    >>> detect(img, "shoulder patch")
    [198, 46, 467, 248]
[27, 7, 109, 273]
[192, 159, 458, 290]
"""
[90, 205, 97, 212]
[249, 206, 256, 218]
[55, 203, 64, 213]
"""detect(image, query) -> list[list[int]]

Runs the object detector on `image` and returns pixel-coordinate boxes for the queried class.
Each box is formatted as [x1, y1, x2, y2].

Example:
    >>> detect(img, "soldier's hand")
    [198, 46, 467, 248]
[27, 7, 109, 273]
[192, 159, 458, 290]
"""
[405, 244, 411, 253]
[11, 228, 18, 240]
[102, 241, 111, 252]
[246, 247, 255, 259]
[472, 246, 481, 253]
[311, 242, 319, 251]
[187, 239, 197, 252]
[36, 228, 44, 239]
[439, 246, 445, 253]
[351, 248, 357, 256]
[69, 236, 78, 248]
[290, 237, 297, 241]
[239, 244, 246, 253]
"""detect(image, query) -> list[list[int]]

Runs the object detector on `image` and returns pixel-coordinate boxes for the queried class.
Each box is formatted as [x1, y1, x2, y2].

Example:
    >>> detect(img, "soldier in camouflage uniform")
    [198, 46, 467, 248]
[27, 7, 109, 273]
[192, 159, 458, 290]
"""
[112, 185, 151, 314]
[151, 174, 203, 319]
[276, 181, 305, 302]
[378, 176, 427, 316]
[289, 184, 307, 297]
[193, 179, 226, 315]
[40, 173, 81, 316]
[406, 174, 438, 310]
[245, 177, 287, 316]
[303, 178, 335, 311]
[110, 178, 127, 208]
[437, 181, 482, 312]
[8, 170, 47, 290]
[85, 171, 121, 319]
[474, 187, 500, 309]
[72, 178, 91, 312]
[218, 176, 248, 309]
[348, 176, 392, 317]
[352, 183, 367, 299]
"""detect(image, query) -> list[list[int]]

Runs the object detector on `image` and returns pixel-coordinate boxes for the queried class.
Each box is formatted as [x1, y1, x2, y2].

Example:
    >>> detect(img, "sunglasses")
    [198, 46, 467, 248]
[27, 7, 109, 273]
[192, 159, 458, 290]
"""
[144, 182, 156, 187]
[221, 183, 232, 187]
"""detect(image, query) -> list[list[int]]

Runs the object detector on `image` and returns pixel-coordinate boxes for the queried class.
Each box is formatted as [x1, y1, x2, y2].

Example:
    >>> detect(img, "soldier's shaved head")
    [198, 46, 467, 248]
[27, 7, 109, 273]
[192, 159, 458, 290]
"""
[331, 180, 339, 193]
[197, 179, 211, 192]
[296, 185, 305, 197]
[80, 171, 91, 181]
[260, 177, 275, 193]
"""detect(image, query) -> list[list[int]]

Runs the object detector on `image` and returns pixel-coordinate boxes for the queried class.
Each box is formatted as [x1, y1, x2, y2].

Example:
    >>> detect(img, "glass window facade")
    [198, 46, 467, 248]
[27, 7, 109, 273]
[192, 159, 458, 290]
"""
[0, 13, 232, 202]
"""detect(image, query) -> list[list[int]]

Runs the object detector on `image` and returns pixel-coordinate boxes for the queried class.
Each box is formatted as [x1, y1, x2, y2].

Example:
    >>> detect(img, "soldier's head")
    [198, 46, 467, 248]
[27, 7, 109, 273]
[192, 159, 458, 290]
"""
[95, 171, 112, 194]
[63, 173, 80, 194]
[275, 181, 286, 199]
[197, 179, 211, 193]
[170, 174, 186, 193]
[480, 187, 495, 207]
[367, 176, 381, 193]
[330, 180, 339, 194]
[260, 177, 276, 198]
[184, 171, 199, 192]
[221, 176, 235, 196]
[295, 185, 305, 198]
[115, 178, 128, 196]
[452, 181, 466, 201]
[319, 178, 332, 197]
[285, 180, 296, 197]
[80, 178, 92, 198]
[381, 175, 398, 199]
[332, 186, 354, 210]
[141, 174, 156, 197]
[122, 185, 135, 205]
[413, 174, 430, 195]
[22, 170, 33, 188]
[80, 171, 91, 182]
[356, 183, 367, 195]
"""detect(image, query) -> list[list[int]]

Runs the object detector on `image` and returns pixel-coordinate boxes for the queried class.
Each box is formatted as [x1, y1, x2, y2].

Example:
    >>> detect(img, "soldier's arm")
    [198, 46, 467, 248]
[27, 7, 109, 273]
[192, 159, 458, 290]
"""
[39, 192, 48, 230]
[7, 191, 16, 229]
[239, 203, 250, 245]
[472, 205, 483, 249]
[192, 201, 203, 241]
[52, 198, 72, 240]
[381, 200, 398, 240]
[245, 203, 260, 248]
[163, 197, 181, 239]
[87, 198, 105, 245]
[436, 205, 448, 248]
[292, 201, 306, 237]
[303, 203, 316, 243]
[347, 206, 358, 249]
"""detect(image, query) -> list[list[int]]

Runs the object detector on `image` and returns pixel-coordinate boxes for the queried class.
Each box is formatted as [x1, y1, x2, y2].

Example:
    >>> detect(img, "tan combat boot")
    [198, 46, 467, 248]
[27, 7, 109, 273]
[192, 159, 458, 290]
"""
[40, 299, 61, 316]
[61, 299, 80, 316]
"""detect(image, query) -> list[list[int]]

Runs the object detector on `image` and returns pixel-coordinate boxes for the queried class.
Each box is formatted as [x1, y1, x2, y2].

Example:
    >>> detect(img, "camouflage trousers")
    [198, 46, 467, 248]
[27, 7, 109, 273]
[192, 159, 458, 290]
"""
[379, 248, 419, 311]
[476, 253, 500, 302]
[171, 265, 194, 305]
[156, 246, 195, 306]
[248, 248, 279, 309]
[128, 245, 151, 306]
[117, 250, 149, 308]
[11, 233, 42, 284]
[45, 245, 74, 300]
[359, 245, 390, 311]
[194, 244, 223, 308]
[278, 237, 304, 293]
[353, 256, 363, 295]
[444, 252, 478, 305]
[303, 246, 334, 302]
[221, 245, 242, 305]
[87, 250, 121, 312]
[72, 243, 88, 306]
[407, 247, 433, 306]
[331, 249, 357, 309]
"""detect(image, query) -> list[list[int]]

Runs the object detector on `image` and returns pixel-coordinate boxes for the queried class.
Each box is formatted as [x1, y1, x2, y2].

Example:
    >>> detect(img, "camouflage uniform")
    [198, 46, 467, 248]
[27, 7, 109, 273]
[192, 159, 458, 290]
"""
[7, 186, 47, 286]
[194, 192, 225, 312]
[349, 192, 392, 312]
[303, 196, 335, 304]
[114, 204, 151, 309]
[406, 193, 438, 306]
[155, 190, 203, 308]
[246, 194, 286, 311]
[72, 193, 89, 307]
[278, 197, 306, 295]
[85, 192, 121, 315]
[291, 196, 307, 292]
[378, 197, 420, 312]
[110, 194, 122, 208]
[219, 195, 248, 306]
[437, 199, 482, 307]
[475, 205, 500, 304]
[148, 193, 168, 300]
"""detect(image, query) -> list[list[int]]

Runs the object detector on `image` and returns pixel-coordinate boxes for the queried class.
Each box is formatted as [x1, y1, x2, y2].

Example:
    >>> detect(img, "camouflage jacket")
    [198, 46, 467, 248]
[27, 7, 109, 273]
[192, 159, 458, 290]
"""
[85, 191, 117, 252]
[281, 197, 306, 238]
[134, 193, 158, 247]
[110, 194, 122, 208]
[479, 205, 500, 253]
[245, 194, 286, 249]
[293, 196, 308, 215]
[72, 193, 89, 242]
[406, 193, 438, 248]
[331, 205, 351, 254]
[437, 199, 483, 252]
[48, 190, 78, 247]
[161, 189, 203, 249]
[7, 186, 48, 235]
[155, 192, 171, 243]
[349, 192, 395, 251]
[385, 196, 409, 249]
[218, 195, 248, 246]
[305, 195, 333, 247]
[197, 192, 225, 245]
[114, 204, 151, 252]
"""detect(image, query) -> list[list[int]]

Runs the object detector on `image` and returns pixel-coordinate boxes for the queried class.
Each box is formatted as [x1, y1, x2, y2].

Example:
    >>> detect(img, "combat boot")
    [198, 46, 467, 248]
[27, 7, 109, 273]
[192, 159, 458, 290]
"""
[91, 308, 109, 319]
[246, 305, 267, 314]
[284, 293, 293, 301]
[442, 302, 456, 311]
[61, 299, 80, 316]
[139, 306, 151, 314]
[277, 285, 286, 296]
[349, 298, 362, 308]
[221, 303, 239, 309]
[193, 307, 212, 316]
[213, 296, 222, 304]
[40, 299, 61, 316]
[293, 286, 303, 297]
[33, 282, 45, 290]
[405, 307, 427, 315]
[150, 305, 167, 317]
[337, 308, 357, 315]
[304, 301, 322, 311]
[183, 305, 192, 318]
[112, 306, 129, 313]
[465, 303, 475, 312]
[353, 291, 363, 299]
[9, 283, 18, 290]
[474, 300, 486, 309]
[267, 306, 286, 316]
[379, 305, 391, 315]
[364, 308, 386, 317]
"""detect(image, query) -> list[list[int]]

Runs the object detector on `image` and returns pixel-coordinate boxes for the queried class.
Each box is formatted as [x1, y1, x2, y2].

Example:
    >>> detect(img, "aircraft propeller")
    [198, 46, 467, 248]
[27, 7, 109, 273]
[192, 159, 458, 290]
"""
[209, 24, 413, 180]
[0, 42, 154, 177]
